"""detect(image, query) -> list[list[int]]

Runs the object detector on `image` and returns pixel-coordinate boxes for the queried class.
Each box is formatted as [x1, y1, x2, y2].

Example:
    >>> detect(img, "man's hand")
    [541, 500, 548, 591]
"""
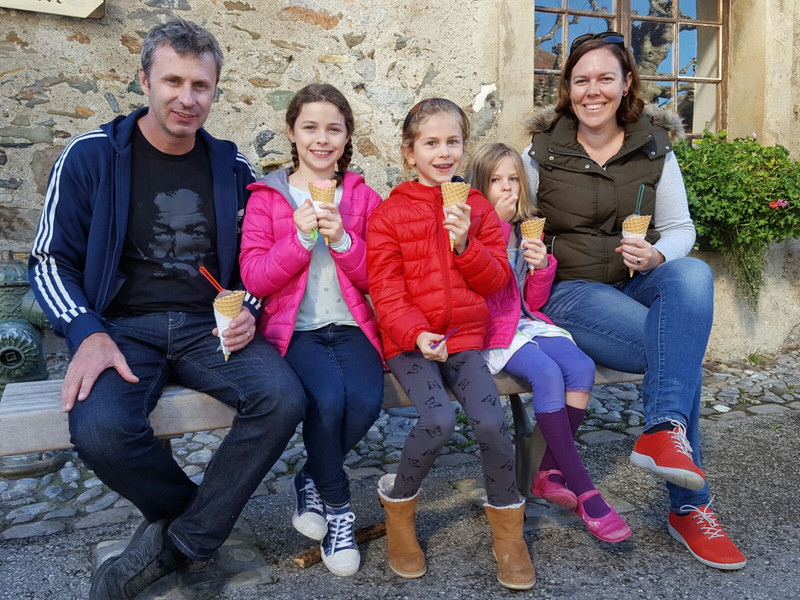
[416, 331, 448, 362]
[293, 199, 319, 235]
[444, 202, 472, 254]
[317, 202, 345, 244]
[213, 306, 257, 354]
[61, 332, 138, 412]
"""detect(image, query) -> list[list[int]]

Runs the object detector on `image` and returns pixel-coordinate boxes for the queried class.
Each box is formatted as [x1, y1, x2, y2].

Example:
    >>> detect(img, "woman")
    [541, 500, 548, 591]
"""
[521, 32, 745, 570]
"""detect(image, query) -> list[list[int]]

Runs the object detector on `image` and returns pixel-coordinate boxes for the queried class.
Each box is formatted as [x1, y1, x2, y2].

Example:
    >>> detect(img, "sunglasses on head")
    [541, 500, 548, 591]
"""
[569, 31, 626, 54]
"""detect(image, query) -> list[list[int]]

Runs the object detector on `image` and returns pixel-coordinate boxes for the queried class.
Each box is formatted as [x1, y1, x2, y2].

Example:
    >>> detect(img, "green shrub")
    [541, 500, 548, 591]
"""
[674, 130, 800, 309]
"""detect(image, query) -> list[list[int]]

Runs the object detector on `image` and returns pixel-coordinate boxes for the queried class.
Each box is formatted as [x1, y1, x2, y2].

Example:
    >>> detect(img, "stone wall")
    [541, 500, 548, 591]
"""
[0, 0, 505, 253]
[1, 1, 799, 361]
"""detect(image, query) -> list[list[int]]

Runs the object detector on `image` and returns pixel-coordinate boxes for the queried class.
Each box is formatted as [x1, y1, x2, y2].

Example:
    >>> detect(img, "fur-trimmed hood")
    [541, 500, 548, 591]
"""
[524, 104, 685, 141]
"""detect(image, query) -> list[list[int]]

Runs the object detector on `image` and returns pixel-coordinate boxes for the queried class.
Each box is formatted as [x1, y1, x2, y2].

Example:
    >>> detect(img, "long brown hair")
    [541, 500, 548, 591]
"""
[465, 143, 537, 223]
[555, 38, 644, 125]
[285, 84, 354, 181]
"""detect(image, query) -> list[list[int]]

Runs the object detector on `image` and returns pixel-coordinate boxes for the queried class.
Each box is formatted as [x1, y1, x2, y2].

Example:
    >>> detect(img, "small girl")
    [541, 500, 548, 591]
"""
[465, 142, 631, 543]
[367, 98, 535, 590]
[240, 83, 384, 577]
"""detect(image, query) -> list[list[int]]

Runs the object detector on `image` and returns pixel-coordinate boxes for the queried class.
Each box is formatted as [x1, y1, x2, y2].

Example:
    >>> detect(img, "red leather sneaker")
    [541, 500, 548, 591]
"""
[630, 420, 706, 490]
[668, 504, 746, 570]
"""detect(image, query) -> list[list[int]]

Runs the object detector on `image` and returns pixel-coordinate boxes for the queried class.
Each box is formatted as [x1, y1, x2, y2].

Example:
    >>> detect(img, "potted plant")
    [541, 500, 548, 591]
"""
[674, 130, 800, 310]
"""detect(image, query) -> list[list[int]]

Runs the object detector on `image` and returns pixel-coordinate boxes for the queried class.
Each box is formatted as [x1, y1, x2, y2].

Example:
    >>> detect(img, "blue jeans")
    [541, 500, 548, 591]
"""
[68, 312, 306, 560]
[284, 325, 384, 507]
[541, 257, 713, 510]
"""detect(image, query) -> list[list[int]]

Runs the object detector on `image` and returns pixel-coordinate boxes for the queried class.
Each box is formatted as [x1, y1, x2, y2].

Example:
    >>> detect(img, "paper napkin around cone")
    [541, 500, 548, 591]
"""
[621, 214, 652, 277]
[441, 182, 470, 251]
[308, 179, 337, 245]
[213, 290, 245, 361]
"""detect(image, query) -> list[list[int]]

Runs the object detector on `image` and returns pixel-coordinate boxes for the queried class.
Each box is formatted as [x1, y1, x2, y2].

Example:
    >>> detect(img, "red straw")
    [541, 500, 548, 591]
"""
[199, 266, 224, 292]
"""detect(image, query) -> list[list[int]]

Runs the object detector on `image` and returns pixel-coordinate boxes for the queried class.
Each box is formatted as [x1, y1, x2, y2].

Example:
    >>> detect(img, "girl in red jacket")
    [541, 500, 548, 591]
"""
[367, 98, 535, 590]
[239, 84, 384, 577]
[466, 142, 631, 543]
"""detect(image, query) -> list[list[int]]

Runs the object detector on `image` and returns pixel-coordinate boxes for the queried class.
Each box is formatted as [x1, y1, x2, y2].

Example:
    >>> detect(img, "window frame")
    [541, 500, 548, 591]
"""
[533, 0, 729, 136]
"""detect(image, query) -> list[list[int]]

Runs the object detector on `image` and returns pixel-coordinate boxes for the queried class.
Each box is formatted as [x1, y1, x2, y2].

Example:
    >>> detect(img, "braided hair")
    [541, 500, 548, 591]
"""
[285, 83, 355, 184]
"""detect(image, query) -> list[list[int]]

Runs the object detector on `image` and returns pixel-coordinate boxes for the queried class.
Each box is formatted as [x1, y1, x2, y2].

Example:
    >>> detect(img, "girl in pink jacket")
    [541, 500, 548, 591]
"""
[240, 84, 383, 577]
[466, 143, 631, 543]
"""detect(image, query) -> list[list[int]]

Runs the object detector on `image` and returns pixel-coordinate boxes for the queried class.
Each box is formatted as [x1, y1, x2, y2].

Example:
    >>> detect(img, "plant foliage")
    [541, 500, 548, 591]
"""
[674, 130, 800, 309]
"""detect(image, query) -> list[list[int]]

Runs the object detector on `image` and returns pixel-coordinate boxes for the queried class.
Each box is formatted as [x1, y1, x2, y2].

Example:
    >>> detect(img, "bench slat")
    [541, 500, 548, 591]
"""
[0, 366, 639, 457]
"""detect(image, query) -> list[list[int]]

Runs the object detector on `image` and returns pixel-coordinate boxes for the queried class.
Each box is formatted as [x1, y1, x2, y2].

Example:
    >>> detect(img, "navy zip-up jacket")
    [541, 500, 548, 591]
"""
[29, 107, 261, 353]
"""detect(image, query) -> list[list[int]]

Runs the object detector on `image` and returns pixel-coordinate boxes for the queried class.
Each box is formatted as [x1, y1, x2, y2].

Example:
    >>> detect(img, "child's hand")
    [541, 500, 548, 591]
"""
[444, 202, 471, 254]
[317, 202, 345, 244]
[521, 238, 548, 270]
[294, 199, 318, 235]
[494, 193, 518, 223]
[416, 331, 448, 362]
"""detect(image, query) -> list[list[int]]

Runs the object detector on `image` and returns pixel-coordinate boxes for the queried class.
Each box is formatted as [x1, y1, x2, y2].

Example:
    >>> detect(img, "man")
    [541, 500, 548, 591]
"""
[29, 18, 306, 599]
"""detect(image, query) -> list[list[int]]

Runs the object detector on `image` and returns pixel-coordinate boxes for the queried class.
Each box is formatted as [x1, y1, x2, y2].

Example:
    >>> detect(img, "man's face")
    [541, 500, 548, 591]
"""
[148, 189, 211, 277]
[138, 44, 217, 154]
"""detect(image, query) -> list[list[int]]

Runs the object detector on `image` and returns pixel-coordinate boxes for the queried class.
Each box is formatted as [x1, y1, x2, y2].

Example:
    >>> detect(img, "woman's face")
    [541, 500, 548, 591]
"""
[569, 47, 631, 133]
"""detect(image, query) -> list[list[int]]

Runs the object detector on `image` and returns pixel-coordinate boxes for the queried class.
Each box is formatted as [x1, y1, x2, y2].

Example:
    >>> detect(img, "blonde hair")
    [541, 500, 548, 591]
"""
[464, 143, 537, 222]
[401, 98, 470, 170]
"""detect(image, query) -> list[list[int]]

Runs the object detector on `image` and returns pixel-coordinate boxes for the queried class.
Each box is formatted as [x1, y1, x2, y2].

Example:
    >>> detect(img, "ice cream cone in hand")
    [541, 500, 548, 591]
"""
[622, 214, 651, 277]
[213, 290, 245, 361]
[309, 179, 337, 245]
[441, 182, 470, 251]
[520, 217, 546, 273]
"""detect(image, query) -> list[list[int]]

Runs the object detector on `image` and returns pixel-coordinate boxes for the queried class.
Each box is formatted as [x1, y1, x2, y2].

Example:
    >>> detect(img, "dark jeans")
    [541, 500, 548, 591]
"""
[68, 312, 306, 560]
[284, 325, 384, 507]
[542, 257, 713, 511]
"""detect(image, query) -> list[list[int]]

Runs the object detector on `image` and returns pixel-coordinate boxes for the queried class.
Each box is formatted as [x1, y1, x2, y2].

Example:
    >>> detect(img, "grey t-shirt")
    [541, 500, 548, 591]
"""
[287, 184, 357, 330]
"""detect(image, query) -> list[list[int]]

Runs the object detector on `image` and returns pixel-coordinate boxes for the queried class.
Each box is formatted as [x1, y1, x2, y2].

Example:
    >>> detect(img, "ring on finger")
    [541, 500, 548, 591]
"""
[637, 257, 642, 264]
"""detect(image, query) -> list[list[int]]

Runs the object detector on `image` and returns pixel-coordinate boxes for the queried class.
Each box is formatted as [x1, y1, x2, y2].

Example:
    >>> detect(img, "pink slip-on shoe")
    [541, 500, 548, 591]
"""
[530, 469, 578, 510]
[573, 489, 632, 543]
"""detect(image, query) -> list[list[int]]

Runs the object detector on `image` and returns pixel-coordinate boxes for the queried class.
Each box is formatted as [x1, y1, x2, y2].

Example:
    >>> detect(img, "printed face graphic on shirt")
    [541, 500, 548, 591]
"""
[133, 188, 211, 278]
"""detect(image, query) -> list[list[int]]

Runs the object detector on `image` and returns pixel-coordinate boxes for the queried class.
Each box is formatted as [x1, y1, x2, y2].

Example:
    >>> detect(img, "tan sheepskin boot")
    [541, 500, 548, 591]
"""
[377, 474, 427, 578]
[484, 501, 536, 590]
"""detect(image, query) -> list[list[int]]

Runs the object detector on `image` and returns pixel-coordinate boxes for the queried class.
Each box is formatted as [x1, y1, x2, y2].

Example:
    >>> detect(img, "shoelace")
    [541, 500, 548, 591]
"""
[677, 500, 725, 540]
[668, 419, 694, 458]
[302, 477, 324, 514]
[325, 511, 357, 553]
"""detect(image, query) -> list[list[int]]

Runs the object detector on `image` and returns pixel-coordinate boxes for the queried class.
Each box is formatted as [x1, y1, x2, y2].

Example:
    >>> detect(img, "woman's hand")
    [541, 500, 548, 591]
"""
[494, 193, 518, 223]
[444, 202, 471, 254]
[293, 199, 318, 235]
[416, 331, 448, 362]
[521, 238, 549, 270]
[316, 202, 345, 244]
[617, 237, 664, 272]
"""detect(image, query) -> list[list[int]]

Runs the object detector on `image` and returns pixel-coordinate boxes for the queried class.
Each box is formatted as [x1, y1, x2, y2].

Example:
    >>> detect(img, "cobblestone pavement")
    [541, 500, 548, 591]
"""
[2, 348, 800, 541]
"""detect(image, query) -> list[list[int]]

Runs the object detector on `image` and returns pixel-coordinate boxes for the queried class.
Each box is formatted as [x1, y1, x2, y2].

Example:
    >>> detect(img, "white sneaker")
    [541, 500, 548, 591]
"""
[320, 503, 360, 576]
[291, 471, 327, 540]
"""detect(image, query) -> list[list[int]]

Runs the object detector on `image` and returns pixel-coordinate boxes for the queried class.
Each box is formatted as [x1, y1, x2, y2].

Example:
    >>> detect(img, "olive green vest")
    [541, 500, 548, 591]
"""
[530, 113, 673, 284]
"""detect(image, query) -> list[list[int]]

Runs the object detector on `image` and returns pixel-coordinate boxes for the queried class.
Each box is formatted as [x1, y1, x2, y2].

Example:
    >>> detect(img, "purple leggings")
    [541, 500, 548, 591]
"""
[503, 336, 595, 413]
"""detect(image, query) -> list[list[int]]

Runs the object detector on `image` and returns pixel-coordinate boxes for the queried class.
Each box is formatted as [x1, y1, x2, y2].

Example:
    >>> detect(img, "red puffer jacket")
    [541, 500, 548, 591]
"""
[367, 180, 511, 360]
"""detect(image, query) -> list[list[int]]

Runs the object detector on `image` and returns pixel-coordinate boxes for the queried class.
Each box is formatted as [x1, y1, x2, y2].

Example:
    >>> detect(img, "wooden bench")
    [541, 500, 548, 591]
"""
[0, 367, 640, 496]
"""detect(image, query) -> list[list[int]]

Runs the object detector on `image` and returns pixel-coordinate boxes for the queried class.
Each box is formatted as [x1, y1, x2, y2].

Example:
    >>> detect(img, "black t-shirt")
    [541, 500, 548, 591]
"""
[105, 125, 220, 317]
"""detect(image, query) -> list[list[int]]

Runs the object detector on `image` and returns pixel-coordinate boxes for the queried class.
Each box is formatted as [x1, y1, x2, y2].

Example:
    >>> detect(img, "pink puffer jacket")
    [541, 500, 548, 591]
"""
[240, 169, 384, 360]
[483, 220, 558, 349]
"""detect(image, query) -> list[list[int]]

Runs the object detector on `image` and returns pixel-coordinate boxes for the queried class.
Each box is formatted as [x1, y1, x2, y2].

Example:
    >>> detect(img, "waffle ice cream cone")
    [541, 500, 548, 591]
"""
[622, 214, 652, 277]
[441, 182, 470, 251]
[213, 290, 246, 361]
[309, 179, 337, 245]
[520, 217, 546, 273]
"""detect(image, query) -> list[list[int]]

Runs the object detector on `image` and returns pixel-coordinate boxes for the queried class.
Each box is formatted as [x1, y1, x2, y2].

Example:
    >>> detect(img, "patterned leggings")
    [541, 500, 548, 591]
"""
[386, 349, 519, 507]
